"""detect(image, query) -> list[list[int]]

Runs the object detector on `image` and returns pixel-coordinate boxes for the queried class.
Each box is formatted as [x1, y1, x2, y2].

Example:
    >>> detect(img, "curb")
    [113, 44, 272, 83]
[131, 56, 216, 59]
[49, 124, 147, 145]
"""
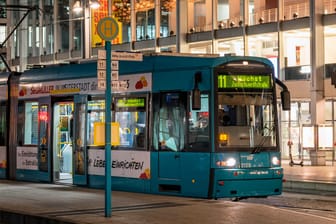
[0, 209, 76, 224]
[283, 180, 336, 196]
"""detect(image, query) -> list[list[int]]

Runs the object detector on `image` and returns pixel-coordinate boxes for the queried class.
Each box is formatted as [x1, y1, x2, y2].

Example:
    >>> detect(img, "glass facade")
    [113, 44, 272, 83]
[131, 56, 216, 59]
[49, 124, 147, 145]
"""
[4, 0, 336, 162]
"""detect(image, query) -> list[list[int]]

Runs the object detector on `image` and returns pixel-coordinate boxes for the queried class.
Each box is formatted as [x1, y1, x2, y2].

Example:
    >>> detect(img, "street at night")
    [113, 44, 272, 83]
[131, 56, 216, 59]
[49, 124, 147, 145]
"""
[0, 180, 336, 224]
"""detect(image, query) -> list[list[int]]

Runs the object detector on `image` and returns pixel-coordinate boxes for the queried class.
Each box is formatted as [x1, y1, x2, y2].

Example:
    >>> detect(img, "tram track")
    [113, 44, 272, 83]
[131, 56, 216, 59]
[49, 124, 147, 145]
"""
[243, 194, 336, 220]
[276, 205, 336, 221]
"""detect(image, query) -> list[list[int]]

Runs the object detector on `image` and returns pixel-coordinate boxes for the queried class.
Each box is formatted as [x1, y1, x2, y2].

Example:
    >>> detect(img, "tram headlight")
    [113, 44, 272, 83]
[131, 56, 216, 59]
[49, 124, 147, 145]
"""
[271, 156, 280, 166]
[216, 158, 236, 167]
[226, 158, 236, 167]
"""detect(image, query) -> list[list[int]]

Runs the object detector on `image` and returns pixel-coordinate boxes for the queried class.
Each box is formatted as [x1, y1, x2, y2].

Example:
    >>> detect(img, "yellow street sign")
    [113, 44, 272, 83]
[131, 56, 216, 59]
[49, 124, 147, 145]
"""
[97, 17, 119, 41]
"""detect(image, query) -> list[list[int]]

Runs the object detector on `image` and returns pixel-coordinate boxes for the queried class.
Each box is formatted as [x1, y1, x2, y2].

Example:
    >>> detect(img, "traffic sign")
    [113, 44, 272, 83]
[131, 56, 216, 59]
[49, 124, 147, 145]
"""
[112, 61, 119, 70]
[112, 80, 128, 91]
[98, 49, 106, 59]
[111, 70, 119, 81]
[97, 80, 106, 90]
[98, 70, 106, 79]
[112, 51, 143, 61]
[97, 60, 106, 70]
[97, 17, 119, 41]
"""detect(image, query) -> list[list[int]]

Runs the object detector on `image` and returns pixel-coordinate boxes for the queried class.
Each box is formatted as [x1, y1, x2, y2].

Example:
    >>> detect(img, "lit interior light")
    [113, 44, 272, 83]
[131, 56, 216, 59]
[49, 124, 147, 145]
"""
[219, 133, 228, 141]
[219, 133, 228, 147]
[300, 65, 311, 74]
[242, 61, 249, 65]
[90, 0, 101, 9]
[73, 0, 83, 13]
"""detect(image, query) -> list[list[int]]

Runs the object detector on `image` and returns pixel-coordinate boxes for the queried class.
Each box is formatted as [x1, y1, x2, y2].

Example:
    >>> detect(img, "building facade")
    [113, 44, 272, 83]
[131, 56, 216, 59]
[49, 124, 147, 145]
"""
[2, 0, 336, 163]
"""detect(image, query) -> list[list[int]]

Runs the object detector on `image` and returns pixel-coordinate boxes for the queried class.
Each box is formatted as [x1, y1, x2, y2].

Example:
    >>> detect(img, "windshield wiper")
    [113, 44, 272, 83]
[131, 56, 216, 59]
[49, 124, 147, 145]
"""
[251, 147, 262, 154]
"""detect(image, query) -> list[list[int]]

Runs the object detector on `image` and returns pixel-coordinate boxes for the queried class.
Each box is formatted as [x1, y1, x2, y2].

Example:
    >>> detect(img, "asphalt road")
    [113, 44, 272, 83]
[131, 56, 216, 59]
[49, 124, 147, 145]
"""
[1, 180, 336, 224]
[242, 192, 336, 220]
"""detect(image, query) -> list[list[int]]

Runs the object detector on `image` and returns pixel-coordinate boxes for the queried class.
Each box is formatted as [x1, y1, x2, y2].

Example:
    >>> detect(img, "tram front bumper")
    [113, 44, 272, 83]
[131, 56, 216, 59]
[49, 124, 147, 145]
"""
[213, 167, 283, 198]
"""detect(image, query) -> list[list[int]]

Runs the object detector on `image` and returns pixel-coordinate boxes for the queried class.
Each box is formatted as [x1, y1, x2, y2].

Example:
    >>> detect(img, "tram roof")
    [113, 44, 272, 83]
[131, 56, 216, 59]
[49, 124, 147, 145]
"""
[20, 54, 273, 83]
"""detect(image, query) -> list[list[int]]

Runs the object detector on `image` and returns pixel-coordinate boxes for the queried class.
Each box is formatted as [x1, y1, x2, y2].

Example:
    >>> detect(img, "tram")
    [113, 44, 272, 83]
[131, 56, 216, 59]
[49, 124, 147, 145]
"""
[1, 53, 290, 199]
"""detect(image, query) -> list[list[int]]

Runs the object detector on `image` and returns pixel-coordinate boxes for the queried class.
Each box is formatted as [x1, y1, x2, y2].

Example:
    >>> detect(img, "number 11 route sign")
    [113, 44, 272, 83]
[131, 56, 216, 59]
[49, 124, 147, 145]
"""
[97, 17, 119, 41]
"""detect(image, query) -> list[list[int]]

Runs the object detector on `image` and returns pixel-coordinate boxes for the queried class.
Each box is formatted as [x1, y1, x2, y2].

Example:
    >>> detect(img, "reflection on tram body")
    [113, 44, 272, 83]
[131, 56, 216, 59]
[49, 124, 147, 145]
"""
[115, 111, 146, 148]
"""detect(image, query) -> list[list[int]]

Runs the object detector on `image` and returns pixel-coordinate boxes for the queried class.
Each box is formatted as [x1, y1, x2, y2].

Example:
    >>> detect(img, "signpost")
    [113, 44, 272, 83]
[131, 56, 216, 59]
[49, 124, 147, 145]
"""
[112, 51, 143, 61]
[97, 16, 143, 218]
[97, 51, 106, 90]
[97, 16, 119, 218]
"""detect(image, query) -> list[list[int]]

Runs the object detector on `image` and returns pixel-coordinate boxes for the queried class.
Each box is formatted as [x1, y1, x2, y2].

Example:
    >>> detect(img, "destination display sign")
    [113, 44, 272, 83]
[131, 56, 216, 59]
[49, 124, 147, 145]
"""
[115, 97, 146, 110]
[218, 74, 271, 89]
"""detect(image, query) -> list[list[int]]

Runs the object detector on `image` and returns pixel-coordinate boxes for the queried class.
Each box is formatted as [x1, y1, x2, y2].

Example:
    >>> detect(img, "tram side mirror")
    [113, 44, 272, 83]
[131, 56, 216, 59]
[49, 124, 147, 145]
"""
[192, 88, 201, 110]
[281, 90, 291, 111]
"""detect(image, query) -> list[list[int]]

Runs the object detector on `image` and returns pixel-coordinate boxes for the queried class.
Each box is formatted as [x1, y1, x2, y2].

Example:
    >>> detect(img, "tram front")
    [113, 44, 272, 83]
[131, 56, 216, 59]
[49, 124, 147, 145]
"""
[212, 58, 289, 199]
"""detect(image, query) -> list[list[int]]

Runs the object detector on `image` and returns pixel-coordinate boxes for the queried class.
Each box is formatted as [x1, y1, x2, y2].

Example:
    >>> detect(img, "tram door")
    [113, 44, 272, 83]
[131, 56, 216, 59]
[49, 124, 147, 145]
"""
[156, 92, 187, 181]
[52, 102, 73, 184]
[73, 95, 89, 185]
[37, 97, 52, 182]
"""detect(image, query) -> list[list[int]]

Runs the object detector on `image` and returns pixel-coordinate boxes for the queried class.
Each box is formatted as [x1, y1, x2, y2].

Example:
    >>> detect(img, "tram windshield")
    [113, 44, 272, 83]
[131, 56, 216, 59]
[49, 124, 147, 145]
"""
[217, 91, 276, 150]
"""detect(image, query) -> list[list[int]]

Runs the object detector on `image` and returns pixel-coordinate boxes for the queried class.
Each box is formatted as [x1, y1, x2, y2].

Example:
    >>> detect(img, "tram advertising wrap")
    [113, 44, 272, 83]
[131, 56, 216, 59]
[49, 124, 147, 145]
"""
[88, 150, 150, 179]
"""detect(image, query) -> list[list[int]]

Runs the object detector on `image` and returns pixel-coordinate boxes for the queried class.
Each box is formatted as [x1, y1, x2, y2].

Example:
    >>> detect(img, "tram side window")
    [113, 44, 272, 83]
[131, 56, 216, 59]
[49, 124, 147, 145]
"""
[0, 102, 6, 145]
[17, 102, 38, 146]
[114, 97, 147, 150]
[153, 92, 187, 151]
[188, 94, 210, 151]
[87, 99, 105, 146]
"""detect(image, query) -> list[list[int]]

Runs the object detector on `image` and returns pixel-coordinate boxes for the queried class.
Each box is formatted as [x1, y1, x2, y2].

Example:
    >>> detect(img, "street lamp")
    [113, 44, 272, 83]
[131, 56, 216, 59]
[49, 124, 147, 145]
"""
[73, 0, 83, 13]
[73, 0, 101, 12]
[90, 0, 101, 9]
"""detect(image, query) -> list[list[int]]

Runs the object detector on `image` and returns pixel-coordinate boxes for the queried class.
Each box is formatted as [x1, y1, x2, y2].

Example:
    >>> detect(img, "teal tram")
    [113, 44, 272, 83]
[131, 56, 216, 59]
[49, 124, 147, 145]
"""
[0, 54, 290, 199]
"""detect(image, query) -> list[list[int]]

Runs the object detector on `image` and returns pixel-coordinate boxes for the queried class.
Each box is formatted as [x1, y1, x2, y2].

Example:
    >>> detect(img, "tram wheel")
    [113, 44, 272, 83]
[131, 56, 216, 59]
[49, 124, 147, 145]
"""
[231, 197, 240, 202]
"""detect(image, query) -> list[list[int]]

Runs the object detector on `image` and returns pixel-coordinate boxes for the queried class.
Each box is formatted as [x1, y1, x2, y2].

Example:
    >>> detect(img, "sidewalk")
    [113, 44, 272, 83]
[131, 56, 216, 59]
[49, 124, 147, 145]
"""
[282, 160, 336, 194]
[0, 162, 336, 224]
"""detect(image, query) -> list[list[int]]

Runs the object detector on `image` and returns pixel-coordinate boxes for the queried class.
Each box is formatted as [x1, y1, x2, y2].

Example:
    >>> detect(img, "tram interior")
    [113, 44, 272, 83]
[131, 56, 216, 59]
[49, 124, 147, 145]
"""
[53, 102, 73, 184]
[218, 93, 275, 148]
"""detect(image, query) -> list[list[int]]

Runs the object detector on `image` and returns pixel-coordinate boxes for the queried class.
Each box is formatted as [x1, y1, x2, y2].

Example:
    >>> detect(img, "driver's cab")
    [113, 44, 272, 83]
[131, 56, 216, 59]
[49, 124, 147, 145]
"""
[217, 93, 276, 149]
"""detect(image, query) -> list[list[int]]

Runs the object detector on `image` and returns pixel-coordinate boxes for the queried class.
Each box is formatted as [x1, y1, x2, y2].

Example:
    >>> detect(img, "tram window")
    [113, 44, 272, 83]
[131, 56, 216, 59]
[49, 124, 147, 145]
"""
[188, 94, 210, 151]
[87, 100, 105, 146]
[0, 102, 6, 145]
[17, 102, 38, 145]
[153, 92, 187, 151]
[217, 93, 276, 149]
[115, 111, 146, 149]
[114, 96, 147, 150]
